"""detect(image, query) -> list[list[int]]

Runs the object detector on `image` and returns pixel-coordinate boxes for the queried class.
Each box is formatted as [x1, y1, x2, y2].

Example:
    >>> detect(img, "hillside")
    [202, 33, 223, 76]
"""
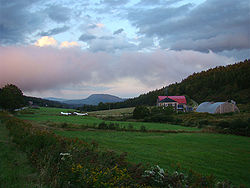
[106, 59, 250, 109]
[24, 96, 70, 108]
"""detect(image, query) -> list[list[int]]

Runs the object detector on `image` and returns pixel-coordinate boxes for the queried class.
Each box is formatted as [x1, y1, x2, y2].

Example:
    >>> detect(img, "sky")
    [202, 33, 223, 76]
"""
[0, 0, 249, 99]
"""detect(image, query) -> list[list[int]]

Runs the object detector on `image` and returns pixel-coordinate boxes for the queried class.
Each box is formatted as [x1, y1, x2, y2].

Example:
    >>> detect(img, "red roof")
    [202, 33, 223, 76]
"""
[158, 96, 187, 104]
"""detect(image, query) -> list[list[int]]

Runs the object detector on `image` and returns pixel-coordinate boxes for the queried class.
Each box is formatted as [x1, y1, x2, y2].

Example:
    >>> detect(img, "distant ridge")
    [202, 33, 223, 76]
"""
[44, 97, 68, 102]
[45, 94, 125, 106]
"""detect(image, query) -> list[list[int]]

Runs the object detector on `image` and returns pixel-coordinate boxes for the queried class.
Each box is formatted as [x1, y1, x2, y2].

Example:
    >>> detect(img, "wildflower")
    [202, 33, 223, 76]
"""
[60, 152, 71, 160]
[77, 164, 83, 169]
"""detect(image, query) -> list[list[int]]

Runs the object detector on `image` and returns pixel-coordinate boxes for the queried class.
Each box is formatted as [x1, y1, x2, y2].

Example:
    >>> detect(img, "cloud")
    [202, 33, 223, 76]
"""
[34, 36, 79, 48]
[87, 36, 136, 52]
[100, 0, 129, 7]
[136, 0, 184, 6]
[113, 28, 124, 35]
[35, 36, 57, 47]
[0, 45, 235, 97]
[96, 23, 105, 28]
[46, 5, 71, 23]
[0, 0, 45, 44]
[128, 0, 250, 52]
[0, 46, 112, 92]
[38, 26, 70, 36]
[171, 34, 250, 52]
[60, 41, 79, 48]
[79, 34, 97, 42]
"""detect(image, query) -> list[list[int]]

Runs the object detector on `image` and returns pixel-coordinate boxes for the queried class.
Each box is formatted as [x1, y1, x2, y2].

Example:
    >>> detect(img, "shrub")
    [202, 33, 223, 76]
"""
[217, 121, 230, 128]
[197, 119, 209, 128]
[140, 125, 146, 132]
[98, 121, 107, 129]
[108, 123, 115, 130]
[61, 122, 68, 128]
[133, 106, 150, 119]
[128, 124, 134, 130]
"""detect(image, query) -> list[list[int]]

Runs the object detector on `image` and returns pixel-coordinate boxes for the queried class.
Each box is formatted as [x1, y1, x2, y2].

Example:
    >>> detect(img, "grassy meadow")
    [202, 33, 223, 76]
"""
[16, 107, 199, 131]
[55, 130, 250, 186]
[14, 107, 250, 186]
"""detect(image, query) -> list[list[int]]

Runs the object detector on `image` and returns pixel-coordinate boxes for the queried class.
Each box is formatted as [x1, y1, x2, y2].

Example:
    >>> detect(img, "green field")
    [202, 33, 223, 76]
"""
[15, 107, 250, 186]
[0, 121, 42, 187]
[16, 107, 199, 131]
[55, 130, 250, 186]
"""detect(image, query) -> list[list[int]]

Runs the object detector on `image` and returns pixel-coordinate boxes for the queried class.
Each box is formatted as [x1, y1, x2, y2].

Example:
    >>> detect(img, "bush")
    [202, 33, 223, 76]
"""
[197, 119, 209, 128]
[133, 106, 150, 119]
[140, 125, 146, 132]
[146, 113, 174, 123]
[108, 123, 115, 130]
[61, 122, 68, 128]
[128, 124, 134, 130]
[98, 121, 107, 129]
[217, 121, 230, 128]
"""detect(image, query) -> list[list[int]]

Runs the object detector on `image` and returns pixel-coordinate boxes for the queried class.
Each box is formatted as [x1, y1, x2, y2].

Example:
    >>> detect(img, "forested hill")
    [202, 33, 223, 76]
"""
[167, 59, 250, 104]
[108, 59, 250, 109]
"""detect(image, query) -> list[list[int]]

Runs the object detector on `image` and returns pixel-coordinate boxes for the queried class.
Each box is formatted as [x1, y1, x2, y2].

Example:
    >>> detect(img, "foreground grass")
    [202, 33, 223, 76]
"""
[0, 121, 41, 187]
[55, 130, 250, 187]
[16, 107, 199, 131]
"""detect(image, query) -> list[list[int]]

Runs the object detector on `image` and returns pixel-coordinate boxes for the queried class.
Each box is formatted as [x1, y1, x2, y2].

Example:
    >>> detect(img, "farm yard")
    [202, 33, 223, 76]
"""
[13, 107, 250, 187]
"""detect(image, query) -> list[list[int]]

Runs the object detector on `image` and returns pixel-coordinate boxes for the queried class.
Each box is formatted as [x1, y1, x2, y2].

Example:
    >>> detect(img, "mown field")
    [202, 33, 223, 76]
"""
[16, 107, 199, 131]
[15, 107, 250, 186]
[56, 130, 250, 186]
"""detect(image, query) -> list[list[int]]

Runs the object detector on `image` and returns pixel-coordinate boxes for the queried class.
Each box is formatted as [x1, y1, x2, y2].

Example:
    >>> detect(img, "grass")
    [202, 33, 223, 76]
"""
[55, 130, 250, 187]
[13, 107, 250, 186]
[16, 107, 199, 131]
[0, 121, 42, 187]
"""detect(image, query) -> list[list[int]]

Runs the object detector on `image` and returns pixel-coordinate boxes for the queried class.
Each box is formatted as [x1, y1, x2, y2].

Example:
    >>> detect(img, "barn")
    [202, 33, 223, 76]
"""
[157, 96, 187, 112]
[196, 101, 240, 114]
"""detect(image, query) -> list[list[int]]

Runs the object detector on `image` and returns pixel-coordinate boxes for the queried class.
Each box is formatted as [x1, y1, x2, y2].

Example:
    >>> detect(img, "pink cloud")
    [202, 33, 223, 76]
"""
[0, 45, 235, 98]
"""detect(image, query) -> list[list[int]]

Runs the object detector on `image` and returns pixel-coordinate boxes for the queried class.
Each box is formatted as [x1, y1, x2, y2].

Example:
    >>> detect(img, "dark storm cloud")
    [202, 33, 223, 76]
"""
[0, 0, 44, 44]
[128, 3, 192, 36]
[79, 34, 97, 42]
[46, 5, 71, 23]
[128, 0, 250, 52]
[113, 28, 124, 35]
[38, 26, 70, 36]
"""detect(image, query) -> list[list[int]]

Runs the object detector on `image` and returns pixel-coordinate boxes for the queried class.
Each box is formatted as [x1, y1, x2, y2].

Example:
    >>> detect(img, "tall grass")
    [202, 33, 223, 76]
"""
[0, 121, 42, 187]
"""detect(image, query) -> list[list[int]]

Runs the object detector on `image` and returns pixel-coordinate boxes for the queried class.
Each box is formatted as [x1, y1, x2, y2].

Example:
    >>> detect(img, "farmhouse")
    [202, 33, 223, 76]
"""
[157, 96, 187, 112]
[196, 101, 240, 114]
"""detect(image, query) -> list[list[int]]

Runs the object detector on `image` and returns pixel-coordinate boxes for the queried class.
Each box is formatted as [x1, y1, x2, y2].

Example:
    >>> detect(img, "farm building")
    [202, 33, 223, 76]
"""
[157, 96, 188, 112]
[196, 101, 240, 114]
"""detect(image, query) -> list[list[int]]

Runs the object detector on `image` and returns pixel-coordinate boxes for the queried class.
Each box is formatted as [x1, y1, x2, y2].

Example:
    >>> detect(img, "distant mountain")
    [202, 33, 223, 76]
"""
[63, 94, 125, 106]
[46, 94, 125, 106]
[44, 97, 68, 102]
